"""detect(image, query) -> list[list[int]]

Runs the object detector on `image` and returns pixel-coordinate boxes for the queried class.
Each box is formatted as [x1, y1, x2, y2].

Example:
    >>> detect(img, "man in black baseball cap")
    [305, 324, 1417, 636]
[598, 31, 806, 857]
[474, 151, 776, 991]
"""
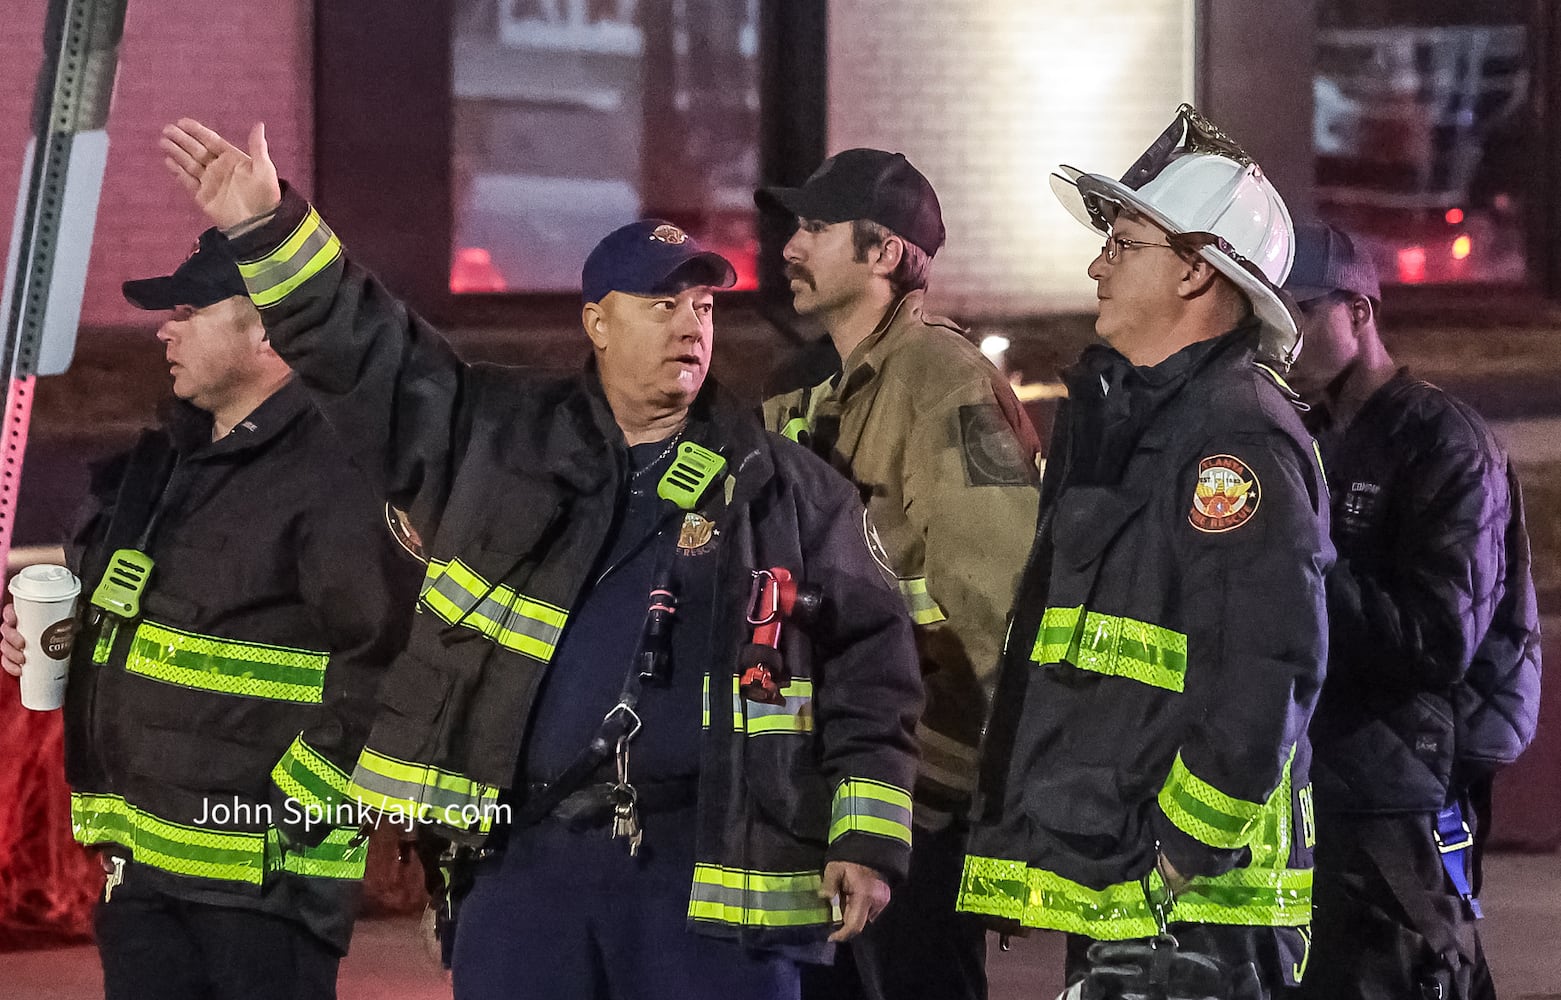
[759, 152, 1039, 1000]
[121, 227, 294, 434]
[5, 217, 423, 1000]
[1284, 222, 1540, 1000]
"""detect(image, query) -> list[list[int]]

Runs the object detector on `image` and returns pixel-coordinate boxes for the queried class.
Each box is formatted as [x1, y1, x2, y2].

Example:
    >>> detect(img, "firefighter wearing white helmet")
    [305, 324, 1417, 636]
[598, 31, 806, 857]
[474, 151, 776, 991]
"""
[958, 106, 1334, 1000]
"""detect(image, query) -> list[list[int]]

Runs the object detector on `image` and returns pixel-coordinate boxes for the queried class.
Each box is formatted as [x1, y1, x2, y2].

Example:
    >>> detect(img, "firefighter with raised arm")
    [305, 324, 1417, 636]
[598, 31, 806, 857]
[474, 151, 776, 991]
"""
[958, 106, 1333, 1000]
[159, 117, 923, 1000]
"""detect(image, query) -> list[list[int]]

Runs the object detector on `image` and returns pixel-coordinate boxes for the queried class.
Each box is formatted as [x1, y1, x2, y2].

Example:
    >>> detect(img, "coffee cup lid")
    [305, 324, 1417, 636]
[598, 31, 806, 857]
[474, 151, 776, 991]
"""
[8, 564, 82, 603]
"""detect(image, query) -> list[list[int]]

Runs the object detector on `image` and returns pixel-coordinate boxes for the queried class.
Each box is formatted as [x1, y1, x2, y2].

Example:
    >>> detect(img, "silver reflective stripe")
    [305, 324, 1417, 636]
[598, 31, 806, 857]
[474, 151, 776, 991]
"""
[424, 574, 561, 649]
[729, 678, 814, 734]
[916, 722, 979, 794]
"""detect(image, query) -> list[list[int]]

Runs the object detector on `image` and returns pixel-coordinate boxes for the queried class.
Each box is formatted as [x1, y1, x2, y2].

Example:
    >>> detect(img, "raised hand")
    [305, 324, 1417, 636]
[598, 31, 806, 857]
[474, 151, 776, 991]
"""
[161, 119, 282, 231]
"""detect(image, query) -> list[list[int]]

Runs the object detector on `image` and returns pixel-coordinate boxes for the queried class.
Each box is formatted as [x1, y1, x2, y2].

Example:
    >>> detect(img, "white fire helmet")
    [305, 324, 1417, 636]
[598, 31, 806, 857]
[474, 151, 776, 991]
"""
[1050, 105, 1302, 369]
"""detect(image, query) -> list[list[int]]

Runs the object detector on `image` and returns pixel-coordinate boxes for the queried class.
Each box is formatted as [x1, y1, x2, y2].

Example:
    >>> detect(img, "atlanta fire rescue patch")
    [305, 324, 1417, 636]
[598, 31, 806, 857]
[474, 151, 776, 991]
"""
[1189, 454, 1261, 533]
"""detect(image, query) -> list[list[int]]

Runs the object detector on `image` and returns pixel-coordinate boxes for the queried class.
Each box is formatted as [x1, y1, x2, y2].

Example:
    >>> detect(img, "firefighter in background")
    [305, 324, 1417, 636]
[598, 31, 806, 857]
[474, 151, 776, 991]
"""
[958, 106, 1332, 1000]
[160, 117, 923, 1000]
[1283, 223, 1541, 1000]
[0, 233, 419, 999]
[758, 148, 1040, 1000]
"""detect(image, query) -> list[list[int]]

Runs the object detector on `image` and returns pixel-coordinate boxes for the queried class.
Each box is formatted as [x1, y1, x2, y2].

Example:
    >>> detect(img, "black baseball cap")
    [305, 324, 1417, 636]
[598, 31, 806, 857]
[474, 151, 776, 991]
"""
[582, 220, 737, 304]
[756, 149, 946, 256]
[122, 228, 249, 311]
[1284, 222, 1382, 304]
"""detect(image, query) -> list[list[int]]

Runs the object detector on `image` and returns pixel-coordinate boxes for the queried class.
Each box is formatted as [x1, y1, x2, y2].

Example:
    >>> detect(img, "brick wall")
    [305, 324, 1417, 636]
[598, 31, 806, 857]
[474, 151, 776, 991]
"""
[828, 0, 1195, 319]
[0, 0, 314, 330]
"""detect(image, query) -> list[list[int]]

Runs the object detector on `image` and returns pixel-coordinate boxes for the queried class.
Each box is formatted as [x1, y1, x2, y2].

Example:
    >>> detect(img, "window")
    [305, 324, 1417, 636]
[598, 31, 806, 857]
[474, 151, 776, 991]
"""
[1313, 1, 1531, 287]
[449, 0, 763, 294]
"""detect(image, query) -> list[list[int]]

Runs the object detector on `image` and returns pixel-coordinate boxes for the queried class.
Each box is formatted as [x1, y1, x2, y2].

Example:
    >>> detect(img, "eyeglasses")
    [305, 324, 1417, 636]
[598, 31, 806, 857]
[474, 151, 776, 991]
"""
[1100, 234, 1177, 263]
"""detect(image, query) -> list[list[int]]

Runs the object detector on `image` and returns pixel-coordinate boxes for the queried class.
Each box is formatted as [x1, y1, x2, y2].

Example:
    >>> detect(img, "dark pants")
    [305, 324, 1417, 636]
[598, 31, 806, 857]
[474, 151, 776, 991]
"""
[1294, 812, 1493, 1000]
[1066, 924, 1308, 1000]
[94, 882, 340, 1000]
[451, 805, 799, 1000]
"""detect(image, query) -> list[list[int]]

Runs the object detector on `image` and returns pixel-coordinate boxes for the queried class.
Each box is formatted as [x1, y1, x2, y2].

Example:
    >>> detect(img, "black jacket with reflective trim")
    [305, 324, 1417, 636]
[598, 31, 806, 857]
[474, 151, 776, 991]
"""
[966, 329, 1332, 915]
[227, 188, 923, 961]
[63, 381, 421, 953]
[1307, 371, 1541, 814]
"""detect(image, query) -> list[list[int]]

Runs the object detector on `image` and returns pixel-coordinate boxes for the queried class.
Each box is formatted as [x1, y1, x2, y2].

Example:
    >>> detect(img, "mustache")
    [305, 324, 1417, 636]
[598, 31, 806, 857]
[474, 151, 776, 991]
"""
[784, 264, 815, 288]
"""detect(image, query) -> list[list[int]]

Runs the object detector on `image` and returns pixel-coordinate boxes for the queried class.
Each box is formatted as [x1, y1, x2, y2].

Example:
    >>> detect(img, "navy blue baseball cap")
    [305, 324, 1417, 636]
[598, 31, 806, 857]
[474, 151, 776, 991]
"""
[122, 228, 249, 310]
[581, 220, 737, 304]
[1285, 222, 1382, 304]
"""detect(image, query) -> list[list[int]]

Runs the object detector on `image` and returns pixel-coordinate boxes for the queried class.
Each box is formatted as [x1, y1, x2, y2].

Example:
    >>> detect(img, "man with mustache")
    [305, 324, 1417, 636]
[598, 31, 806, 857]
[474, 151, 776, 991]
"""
[1, 230, 419, 999]
[160, 118, 924, 1000]
[758, 149, 1040, 1000]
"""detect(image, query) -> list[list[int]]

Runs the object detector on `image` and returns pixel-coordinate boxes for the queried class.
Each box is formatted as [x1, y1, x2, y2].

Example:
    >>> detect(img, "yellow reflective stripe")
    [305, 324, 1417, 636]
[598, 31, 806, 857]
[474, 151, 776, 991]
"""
[238, 207, 344, 308]
[1031, 605, 1187, 693]
[687, 864, 832, 928]
[70, 793, 265, 885]
[897, 576, 947, 625]
[780, 417, 810, 443]
[350, 748, 500, 833]
[420, 558, 569, 662]
[730, 676, 814, 735]
[275, 827, 367, 881]
[125, 621, 328, 703]
[957, 855, 1312, 936]
[1158, 752, 1267, 850]
[829, 778, 913, 846]
[271, 734, 352, 813]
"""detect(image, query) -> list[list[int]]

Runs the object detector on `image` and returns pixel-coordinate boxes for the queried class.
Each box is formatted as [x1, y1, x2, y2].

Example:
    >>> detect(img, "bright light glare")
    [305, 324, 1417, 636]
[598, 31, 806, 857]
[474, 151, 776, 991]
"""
[980, 335, 1012, 359]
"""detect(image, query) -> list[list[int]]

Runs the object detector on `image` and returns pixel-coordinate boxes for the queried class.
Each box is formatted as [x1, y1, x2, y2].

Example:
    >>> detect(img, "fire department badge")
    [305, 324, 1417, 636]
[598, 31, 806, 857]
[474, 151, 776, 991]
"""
[677, 512, 717, 554]
[650, 224, 688, 245]
[1189, 454, 1260, 533]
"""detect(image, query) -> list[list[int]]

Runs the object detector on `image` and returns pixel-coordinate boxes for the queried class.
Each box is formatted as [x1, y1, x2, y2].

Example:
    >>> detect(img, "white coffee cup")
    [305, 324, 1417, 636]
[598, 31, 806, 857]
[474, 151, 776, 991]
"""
[8, 564, 82, 711]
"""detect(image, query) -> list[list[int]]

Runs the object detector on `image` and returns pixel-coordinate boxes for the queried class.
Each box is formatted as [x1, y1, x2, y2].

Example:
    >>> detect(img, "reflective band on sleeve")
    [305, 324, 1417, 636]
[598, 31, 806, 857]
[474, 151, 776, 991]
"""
[350, 748, 500, 833]
[1158, 752, 1266, 850]
[916, 721, 980, 796]
[273, 826, 368, 881]
[730, 676, 814, 735]
[237, 206, 343, 308]
[687, 864, 832, 928]
[1032, 605, 1187, 693]
[271, 734, 352, 814]
[125, 621, 328, 703]
[420, 559, 568, 662]
[829, 778, 913, 846]
[897, 576, 947, 626]
[71, 792, 265, 885]
[956, 854, 1311, 937]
